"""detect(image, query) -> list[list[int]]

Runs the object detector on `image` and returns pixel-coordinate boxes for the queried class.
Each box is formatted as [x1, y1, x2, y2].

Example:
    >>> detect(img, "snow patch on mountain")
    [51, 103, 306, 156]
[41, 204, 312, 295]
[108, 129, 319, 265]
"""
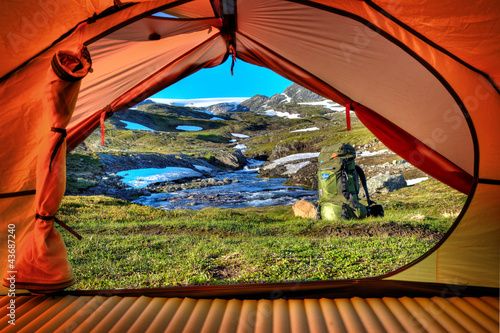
[290, 127, 319, 133]
[298, 100, 345, 112]
[263, 153, 320, 170]
[264, 109, 301, 119]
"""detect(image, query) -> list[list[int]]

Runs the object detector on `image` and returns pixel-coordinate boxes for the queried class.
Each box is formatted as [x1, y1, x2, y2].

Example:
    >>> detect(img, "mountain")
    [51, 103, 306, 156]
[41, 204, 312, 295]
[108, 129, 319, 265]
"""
[236, 94, 269, 112]
[134, 99, 155, 107]
[283, 83, 324, 103]
[204, 102, 241, 114]
[237, 83, 325, 112]
[134, 83, 334, 117]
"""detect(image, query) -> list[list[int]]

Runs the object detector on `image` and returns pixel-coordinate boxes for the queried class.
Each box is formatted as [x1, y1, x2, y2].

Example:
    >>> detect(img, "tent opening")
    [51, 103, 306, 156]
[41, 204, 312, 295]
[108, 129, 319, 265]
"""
[57, 60, 469, 291]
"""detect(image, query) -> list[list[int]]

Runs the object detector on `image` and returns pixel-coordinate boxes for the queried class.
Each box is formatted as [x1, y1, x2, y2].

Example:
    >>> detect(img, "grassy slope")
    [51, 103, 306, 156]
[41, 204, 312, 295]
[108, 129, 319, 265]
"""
[64, 103, 467, 289]
[60, 177, 465, 290]
[73, 105, 358, 156]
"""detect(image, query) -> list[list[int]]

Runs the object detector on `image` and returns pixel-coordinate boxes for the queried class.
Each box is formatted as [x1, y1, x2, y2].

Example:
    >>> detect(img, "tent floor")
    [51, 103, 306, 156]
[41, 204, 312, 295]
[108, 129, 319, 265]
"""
[0, 295, 498, 332]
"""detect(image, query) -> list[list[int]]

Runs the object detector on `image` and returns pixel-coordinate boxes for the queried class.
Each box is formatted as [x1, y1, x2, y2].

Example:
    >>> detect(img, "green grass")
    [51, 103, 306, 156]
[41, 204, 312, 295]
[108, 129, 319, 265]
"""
[58, 179, 465, 290]
[243, 114, 375, 157]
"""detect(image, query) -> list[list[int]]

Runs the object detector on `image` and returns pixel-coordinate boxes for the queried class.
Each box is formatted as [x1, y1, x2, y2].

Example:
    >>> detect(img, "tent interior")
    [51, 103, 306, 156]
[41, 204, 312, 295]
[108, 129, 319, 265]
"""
[0, 0, 499, 330]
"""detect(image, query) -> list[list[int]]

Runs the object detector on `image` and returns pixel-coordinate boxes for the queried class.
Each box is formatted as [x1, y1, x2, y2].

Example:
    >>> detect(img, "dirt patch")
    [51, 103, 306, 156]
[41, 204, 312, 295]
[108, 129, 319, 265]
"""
[124, 223, 445, 243]
[207, 253, 242, 280]
[320, 222, 445, 242]
[123, 224, 199, 236]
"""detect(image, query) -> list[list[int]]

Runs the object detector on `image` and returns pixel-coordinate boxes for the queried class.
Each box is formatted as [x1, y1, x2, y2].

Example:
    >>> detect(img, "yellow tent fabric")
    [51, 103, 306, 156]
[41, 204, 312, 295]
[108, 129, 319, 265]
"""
[0, 0, 498, 293]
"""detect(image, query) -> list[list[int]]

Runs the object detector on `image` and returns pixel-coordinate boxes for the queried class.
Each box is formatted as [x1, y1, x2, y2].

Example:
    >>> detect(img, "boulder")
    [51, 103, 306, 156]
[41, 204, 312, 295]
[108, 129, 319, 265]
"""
[284, 163, 318, 189]
[98, 152, 197, 173]
[269, 140, 309, 160]
[360, 174, 407, 198]
[214, 150, 247, 170]
[292, 200, 318, 219]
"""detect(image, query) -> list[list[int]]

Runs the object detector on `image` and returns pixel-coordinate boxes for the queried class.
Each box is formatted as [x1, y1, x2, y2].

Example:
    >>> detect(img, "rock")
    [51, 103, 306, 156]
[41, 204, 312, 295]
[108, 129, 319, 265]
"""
[98, 152, 196, 174]
[205, 103, 238, 114]
[259, 163, 287, 178]
[361, 174, 407, 197]
[269, 140, 310, 160]
[236, 94, 269, 112]
[259, 152, 318, 188]
[214, 150, 247, 170]
[245, 151, 269, 161]
[292, 200, 318, 219]
[285, 163, 318, 189]
[268, 93, 288, 105]
[283, 83, 324, 103]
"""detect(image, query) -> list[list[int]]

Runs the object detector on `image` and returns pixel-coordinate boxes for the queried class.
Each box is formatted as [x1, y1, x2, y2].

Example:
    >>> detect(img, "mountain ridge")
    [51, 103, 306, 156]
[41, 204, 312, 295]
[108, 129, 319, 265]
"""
[144, 83, 328, 114]
[235, 83, 326, 113]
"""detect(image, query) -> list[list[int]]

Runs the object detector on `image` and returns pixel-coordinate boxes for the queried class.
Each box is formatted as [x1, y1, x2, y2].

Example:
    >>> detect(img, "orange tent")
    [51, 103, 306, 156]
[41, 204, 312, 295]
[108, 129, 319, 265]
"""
[0, 0, 498, 298]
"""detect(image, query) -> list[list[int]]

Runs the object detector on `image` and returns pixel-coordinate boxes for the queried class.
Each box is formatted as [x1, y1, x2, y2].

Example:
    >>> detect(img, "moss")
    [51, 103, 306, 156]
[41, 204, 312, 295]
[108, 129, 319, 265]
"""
[203, 154, 216, 163]
[67, 152, 104, 175]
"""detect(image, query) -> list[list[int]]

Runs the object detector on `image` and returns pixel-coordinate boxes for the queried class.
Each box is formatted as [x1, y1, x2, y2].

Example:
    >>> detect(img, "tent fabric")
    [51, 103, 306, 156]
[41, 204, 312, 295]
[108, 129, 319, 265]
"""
[362, 0, 500, 89]
[386, 183, 500, 288]
[0, 0, 498, 293]
[2, 49, 92, 291]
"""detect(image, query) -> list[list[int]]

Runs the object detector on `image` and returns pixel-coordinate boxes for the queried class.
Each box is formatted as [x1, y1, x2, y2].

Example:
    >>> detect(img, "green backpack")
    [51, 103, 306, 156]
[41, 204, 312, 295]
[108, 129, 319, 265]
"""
[317, 143, 368, 221]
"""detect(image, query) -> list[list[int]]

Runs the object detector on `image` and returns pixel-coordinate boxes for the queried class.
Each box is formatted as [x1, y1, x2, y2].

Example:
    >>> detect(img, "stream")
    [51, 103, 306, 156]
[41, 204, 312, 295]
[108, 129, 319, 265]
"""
[131, 160, 317, 210]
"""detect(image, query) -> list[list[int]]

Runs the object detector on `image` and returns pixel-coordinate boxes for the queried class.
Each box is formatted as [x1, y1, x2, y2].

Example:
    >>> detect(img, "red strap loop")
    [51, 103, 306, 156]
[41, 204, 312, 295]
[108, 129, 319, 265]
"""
[100, 105, 113, 146]
[345, 103, 352, 131]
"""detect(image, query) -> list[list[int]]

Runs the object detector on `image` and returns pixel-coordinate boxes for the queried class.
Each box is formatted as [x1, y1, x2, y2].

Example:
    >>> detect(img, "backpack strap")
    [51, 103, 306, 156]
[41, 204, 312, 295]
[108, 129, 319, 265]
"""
[355, 165, 374, 206]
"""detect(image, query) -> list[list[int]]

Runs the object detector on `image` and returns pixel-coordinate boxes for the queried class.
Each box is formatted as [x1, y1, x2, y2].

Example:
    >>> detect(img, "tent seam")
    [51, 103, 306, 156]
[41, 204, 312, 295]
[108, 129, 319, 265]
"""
[478, 178, 500, 185]
[85, 0, 196, 46]
[362, 0, 500, 95]
[0, 2, 137, 84]
[0, 190, 36, 199]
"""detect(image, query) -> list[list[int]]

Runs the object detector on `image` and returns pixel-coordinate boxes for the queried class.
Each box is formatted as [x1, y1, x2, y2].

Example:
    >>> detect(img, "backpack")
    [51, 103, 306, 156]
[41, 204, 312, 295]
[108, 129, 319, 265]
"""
[317, 143, 383, 220]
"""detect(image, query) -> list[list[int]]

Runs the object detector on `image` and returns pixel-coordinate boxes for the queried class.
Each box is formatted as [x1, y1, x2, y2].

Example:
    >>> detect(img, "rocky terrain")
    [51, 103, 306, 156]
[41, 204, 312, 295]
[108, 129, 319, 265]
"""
[236, 83, 325, 112]
[67, 83, 428, 205]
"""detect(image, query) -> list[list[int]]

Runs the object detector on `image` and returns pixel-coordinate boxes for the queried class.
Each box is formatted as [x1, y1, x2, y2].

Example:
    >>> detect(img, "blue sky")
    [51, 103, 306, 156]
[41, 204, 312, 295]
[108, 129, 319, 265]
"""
[151, 59, 292, 99]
